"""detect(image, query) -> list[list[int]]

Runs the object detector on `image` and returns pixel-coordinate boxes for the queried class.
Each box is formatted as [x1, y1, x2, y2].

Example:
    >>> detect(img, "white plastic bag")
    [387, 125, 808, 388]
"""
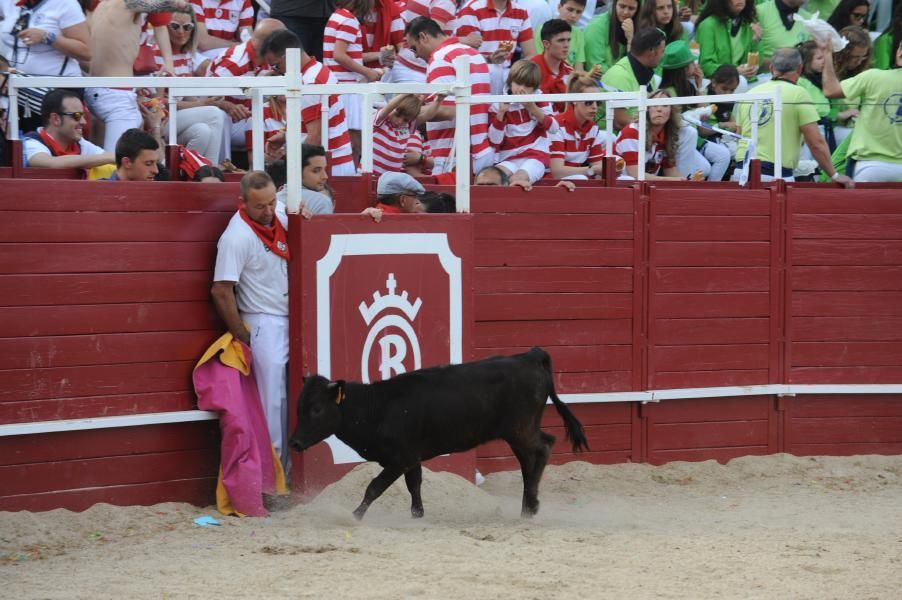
[793, 12, 849, 52]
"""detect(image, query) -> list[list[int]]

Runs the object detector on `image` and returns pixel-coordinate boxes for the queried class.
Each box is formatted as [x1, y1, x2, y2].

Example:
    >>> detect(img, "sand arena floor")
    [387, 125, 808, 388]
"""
[2, 454, 901, 599]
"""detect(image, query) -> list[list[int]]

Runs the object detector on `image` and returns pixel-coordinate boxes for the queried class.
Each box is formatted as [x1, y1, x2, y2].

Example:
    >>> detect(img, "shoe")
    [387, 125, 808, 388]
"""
[219, 158, 245, 173]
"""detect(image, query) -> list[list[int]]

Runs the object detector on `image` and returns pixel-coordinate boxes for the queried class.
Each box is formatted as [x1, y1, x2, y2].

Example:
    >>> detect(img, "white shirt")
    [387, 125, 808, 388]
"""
[214, 202, 289, 316]
[276, 188, 334, 216]
[0, 0, 85, 76]
[23, 130, 105, 165]
[517, 0, 554, 30]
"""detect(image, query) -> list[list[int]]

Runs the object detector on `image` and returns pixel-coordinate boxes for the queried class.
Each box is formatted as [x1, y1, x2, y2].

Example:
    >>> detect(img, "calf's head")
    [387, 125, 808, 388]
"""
[288, 375, 344, 452]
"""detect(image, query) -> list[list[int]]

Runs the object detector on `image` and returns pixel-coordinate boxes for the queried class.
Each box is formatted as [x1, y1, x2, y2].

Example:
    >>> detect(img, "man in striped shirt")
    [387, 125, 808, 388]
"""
[208, 19, 286, 159]
[405, 16, 494, 176]
[262, 29, 356, 175]
[454, 0, 536, 94]
[394, 0, 457, 83]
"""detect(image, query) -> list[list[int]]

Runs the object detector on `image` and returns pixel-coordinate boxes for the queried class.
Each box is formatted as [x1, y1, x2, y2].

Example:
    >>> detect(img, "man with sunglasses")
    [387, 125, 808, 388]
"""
[23, 88, 114, 169]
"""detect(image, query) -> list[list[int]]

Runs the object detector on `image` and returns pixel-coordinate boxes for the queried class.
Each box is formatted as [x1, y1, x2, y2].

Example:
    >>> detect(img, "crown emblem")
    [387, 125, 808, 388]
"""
[359, 273, 422, 325]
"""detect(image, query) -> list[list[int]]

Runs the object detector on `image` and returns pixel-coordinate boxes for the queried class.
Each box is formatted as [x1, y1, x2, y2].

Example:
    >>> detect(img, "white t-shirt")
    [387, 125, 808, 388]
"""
[0, 0, 86, 76]
[213, 203, 289, 316]
[23, 129, 105, 165]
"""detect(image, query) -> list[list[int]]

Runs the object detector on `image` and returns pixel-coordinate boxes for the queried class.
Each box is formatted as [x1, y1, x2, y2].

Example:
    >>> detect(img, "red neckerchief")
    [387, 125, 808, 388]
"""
[375, 202, 402, 214]
[38, 128, 80, 156]
[238, 205, 290, 260]
[531, 54, 572, 111]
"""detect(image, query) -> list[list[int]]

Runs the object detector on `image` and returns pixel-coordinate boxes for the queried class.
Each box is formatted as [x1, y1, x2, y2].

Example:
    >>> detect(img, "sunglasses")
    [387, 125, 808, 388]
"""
[60, 111, 85, 121]
[168, 22, 195, 32]
[581, 100, 600, 106]
[850, 11, 868, 20]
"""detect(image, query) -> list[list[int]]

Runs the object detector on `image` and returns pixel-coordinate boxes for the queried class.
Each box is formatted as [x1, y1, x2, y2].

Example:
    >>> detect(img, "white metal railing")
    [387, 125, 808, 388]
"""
[7, 49, 783, 210]
[2, 383, 900, 436]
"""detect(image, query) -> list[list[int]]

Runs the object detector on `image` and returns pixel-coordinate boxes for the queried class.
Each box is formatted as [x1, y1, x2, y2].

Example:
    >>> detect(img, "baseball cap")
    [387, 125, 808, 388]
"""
[377, 172, 426, 196]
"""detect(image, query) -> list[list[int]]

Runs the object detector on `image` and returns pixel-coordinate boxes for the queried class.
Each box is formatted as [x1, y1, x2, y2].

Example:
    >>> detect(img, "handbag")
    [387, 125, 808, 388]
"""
[133, 42, 159, 76]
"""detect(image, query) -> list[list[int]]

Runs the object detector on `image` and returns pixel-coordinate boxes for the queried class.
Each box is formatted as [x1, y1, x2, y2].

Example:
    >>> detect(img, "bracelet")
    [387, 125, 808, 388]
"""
[45, 31, 57, 46]
[830, 172, 843, 181]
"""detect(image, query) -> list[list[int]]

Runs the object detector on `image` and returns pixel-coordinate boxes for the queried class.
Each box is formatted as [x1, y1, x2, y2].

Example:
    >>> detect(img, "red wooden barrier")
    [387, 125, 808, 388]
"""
[1, 179, 900, 511]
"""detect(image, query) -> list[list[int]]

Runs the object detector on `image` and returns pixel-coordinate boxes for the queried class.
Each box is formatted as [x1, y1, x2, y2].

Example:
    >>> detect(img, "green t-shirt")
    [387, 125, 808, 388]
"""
[736, 79, 821, 168]
[841, 68, 902, 164]
[756, 1, 810, 60]
[873, 33, 894, 70]
[798, 76, 831, 119]
[803, 0, 840, 20]
[584, 12, 626, 73]
[535, 22, 586, 67]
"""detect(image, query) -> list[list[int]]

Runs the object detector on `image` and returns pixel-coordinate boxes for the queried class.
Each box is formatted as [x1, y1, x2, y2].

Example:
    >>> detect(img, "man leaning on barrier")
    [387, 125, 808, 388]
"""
[733, 47, 854, 188]
[23, 89, 114, 170]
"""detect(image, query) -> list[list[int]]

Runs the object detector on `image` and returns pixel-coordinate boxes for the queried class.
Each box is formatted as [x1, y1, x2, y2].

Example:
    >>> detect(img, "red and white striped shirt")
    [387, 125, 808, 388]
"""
[244, 102, 285, 150]
[207, 39, 261, 77]
[426, 38, 492, 174]
[487, 96, 557, 163]
[402, 0, 456, 31]
[550, 108, 612, 167]
[362, 7, 405, 68]
[406, 129, 432, 174]
[395, 0, 457, 78]
[454, 0, 533, 69]
[372, 115, 417, 175]
[615, 124, 674, 174]
[300, 58, 355, 171]
[207, 39, 263, 108]
[153, 49, 201, 77]
[323, 8, 366, 83]
[190, 0, 253, 41]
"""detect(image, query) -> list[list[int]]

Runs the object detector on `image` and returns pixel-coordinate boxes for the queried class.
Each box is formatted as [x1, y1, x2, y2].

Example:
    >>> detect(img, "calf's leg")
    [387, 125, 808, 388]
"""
[353, 465, 404, 520]
[404, 463, 424, 518]
[510, 444, 539, 517]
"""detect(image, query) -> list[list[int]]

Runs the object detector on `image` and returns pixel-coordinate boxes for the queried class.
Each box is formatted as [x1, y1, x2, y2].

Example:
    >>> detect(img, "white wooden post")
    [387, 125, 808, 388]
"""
[452, 55, 471, 213]
[360, 92, 374, 173]
[251, 87, 265, 171]
[773, 85, 783, 181]
[636, 86, 648, 182]
[285, 48, 303, 214]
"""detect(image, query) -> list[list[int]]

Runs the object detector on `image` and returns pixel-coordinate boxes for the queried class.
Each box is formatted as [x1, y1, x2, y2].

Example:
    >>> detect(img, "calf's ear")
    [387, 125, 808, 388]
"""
[326, 380, 347, 405]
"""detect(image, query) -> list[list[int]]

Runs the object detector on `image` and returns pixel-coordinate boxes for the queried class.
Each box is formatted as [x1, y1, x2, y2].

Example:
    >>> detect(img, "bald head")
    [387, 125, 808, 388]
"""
[771, 48, 803, 77]
[252, 18, 287, 47]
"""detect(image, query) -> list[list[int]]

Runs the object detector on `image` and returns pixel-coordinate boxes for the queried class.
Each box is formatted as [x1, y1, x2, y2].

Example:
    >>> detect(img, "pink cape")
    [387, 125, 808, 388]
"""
[193, 342, 279, 517]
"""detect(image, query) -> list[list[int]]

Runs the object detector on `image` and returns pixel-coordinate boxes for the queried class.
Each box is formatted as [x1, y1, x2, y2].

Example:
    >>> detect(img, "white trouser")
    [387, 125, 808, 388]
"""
[676, 125, 711, 179]
[700, 139, 731, 181]
[175, 106, 228, 163]
[853, 160, 902, 182]
[229, 117, 249, 159]
[85, 88, 143, 153]
[242, 312, 289, 471]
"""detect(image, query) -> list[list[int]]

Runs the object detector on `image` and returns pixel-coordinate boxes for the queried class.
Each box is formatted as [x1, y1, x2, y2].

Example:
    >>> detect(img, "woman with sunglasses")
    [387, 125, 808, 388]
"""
[151, 7, 228, 164]
[0, 0, 91, 78]
[548, 74, 619, 180]
[827, 0, 871, 32]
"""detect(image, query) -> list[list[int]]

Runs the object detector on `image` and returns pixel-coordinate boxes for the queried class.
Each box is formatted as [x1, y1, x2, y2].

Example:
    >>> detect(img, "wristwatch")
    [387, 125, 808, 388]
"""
[585, 168, 595, 178]
[45, 31, 57, 46]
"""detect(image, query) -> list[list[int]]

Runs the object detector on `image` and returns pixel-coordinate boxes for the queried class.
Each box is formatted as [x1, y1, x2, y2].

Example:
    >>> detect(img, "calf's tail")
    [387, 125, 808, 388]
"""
[538, 348, 590, 452]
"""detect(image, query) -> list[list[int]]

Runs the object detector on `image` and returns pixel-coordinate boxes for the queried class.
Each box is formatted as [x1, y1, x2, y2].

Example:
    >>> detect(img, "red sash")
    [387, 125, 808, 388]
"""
[38, 128, 80, 157]
[238, 206, 290, 261]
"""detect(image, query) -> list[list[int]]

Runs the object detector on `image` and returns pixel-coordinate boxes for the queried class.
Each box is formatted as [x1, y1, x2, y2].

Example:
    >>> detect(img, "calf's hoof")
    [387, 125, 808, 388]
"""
[411, 507, 424, 519]
[352, 506, 368, 521]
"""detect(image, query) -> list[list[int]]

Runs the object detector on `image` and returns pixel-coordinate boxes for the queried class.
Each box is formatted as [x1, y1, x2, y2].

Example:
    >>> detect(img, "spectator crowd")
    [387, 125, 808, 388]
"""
[1, 0, 900, 183]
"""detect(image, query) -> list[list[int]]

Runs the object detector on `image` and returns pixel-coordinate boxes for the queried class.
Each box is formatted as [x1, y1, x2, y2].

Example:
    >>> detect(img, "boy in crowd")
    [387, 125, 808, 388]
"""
[484, 60, 558, 190]
[372, 92, 445, 175]
[535, 0, 589, 74]
[530, 19, 575, 113]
